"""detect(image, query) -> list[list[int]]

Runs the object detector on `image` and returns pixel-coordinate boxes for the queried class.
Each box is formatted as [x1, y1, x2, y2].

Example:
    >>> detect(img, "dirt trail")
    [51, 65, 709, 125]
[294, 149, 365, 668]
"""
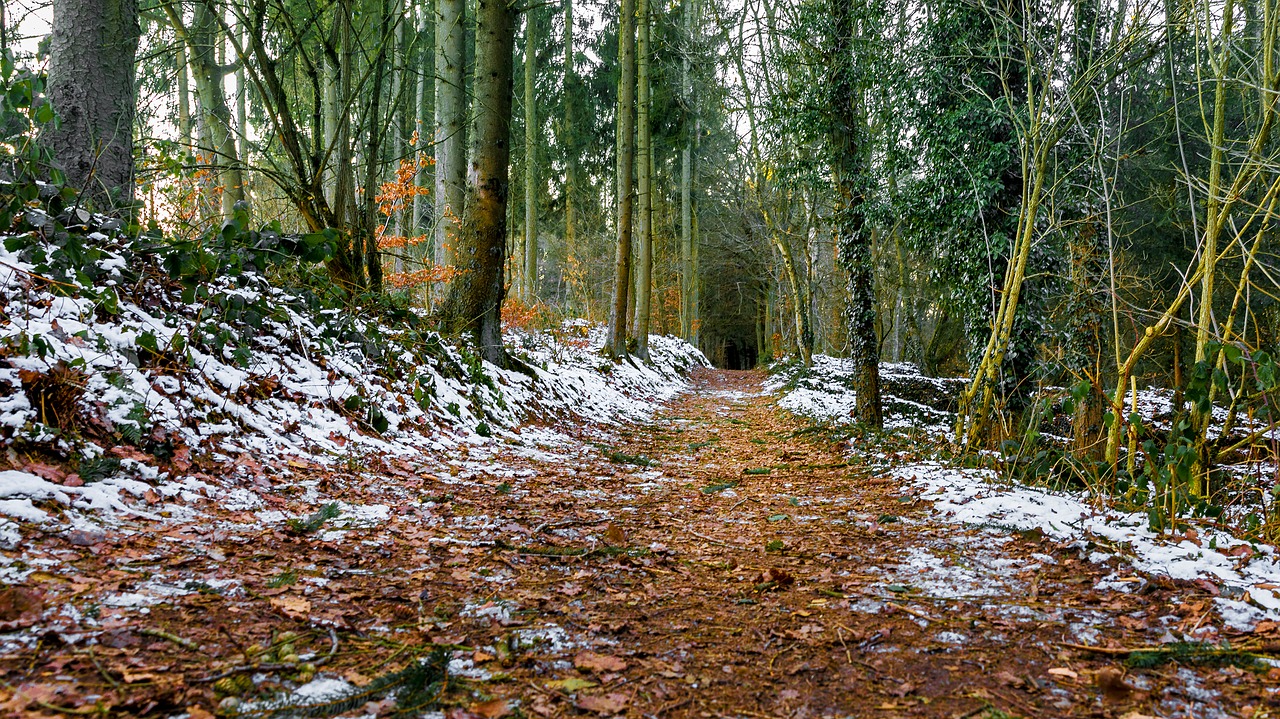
[3, 369, 1275, 718]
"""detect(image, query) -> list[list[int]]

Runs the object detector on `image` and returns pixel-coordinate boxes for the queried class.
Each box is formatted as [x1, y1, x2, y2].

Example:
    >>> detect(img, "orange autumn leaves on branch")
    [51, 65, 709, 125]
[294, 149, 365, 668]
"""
[374, 137, 462, 291]
[375, 149, 432, 252]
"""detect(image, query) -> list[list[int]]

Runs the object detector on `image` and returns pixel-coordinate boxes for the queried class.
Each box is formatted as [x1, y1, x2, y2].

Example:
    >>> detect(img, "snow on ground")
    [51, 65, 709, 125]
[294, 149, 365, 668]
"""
[0, 219, 708, 539]
[767, 356, 961, 437]
[898, 461, 1280, 629]
[768, 355, 1280, 630]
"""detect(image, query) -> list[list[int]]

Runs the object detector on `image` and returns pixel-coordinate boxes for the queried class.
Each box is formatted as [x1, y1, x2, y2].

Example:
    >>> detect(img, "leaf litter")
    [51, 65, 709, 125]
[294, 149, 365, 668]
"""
[2, 367, 1280, 717]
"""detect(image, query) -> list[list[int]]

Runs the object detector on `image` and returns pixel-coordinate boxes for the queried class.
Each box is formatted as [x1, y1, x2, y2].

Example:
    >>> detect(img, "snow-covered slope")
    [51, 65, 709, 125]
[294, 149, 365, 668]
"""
[0, 212, 708, 541]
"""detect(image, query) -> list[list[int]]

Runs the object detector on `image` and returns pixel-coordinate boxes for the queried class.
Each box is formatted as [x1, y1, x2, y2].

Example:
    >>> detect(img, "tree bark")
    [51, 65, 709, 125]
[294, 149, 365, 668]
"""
[435, 0, 467, 285]
[441, 0, 516, 367]
[562, 0, 577, 309]
[177, 42, 192, 149]
[45, 0, 140, 213]
[523, 7, 538, 302]
[607, 0, 637, 358]
[412, 0, 433, 259]
[828, 0, 881, 428]
[634, 0, 653, 361]
[189, 2, 244, 219]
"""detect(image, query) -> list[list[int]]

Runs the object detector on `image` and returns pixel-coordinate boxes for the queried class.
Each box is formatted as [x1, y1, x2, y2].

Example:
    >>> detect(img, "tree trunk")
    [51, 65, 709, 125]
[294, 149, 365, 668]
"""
[634, 0, 653, 361]
[435, 0, 467, 286]
[362, 0, 394, 294]
[177, 42, 191, 149]
[189, 2, 244, 219]
[412, 0, 433, 259]
[828, 0, 881, 428]
[236, 13, 249, 182]
[562, 0, 577, 309]
[441, 0, 516, 367]
[523, 8, 538, 302]
[607, 0, 637, 358]
[45, 0, 140, 213]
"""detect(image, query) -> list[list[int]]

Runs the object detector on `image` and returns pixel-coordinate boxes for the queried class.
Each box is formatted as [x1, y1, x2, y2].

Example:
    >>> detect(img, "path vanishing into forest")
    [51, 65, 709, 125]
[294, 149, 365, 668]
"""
[3, 369, 1277, 718]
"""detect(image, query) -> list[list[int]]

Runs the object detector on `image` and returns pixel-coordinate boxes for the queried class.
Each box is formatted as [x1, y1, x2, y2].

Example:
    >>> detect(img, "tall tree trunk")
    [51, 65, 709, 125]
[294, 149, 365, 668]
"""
[523, 8, 538, 302]
[442, 0, 516, 367]
[363, 0, 394, 294]
[412, 0, 433, 260]
[45, 0, 140, 213]
[189, 2, 244, 219]
[562, 0, 577, 309]
[634, 0, 653, 361]
[607, 0, 638, 358]
[236, 14, 248, 174]
[828, 0, 881, 427]
[435, 0, 467, 286]
[177, 42, 192, 149]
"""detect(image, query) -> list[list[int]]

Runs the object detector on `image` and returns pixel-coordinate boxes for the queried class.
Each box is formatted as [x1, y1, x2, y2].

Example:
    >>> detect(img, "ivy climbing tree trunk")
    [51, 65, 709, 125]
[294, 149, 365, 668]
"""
[441, 0, 516, 367]
[607, 0, 637, 359]
[827, 0, 881, 427]
[45, 0, 140, 213]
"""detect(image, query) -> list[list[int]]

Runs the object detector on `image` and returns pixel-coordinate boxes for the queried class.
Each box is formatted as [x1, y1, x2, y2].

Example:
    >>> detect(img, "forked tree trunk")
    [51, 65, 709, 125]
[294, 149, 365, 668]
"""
[441, 0, 516, 367]
[45, 0, 140, 213]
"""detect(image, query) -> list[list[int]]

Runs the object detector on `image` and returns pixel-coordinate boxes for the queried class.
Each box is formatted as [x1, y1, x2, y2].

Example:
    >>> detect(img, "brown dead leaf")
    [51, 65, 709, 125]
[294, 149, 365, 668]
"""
[887, 682, 915, 697]
[471, 699, 513, 718]
[575, 693, 628, 715]
[993, 670, 1024, 688]
[0, 587, 43, 629]
[757, 567, 794, 586]
[603, 523, 626, 545]
[1094, 666, 1132, 702]
[1047, 667, 1079, 682]
[268, 595, 312, 620]
[574, 651, 627, 673]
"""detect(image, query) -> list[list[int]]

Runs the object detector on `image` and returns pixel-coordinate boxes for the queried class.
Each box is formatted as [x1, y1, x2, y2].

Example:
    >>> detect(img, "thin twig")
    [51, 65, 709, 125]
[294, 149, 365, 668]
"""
[139, 627, 199, 651]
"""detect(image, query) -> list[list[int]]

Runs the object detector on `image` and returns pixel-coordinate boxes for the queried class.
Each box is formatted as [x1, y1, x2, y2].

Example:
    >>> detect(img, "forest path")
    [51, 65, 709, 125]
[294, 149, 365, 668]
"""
[3, 369, 1273, 718]
[529, 367, 1268, 719]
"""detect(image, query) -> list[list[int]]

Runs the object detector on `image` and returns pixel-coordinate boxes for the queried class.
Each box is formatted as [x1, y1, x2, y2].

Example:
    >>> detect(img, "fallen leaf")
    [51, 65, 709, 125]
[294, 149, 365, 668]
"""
[0, 588, 43, 629]
[575, 693, 628, 715]
[1094, 666, 1132, 702]
[603, 523, 625, 545]
[471, 699, 513, 718]
[1048, 667, 1079, 682]
[269, 596, 312, 620]
[545, 677, 597, 692]
[993, 670, 1024, 688]
[574, 651, 627, 673]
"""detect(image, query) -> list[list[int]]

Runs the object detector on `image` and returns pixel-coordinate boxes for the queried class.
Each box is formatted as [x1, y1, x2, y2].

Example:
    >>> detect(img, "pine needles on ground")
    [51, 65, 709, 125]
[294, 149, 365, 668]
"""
[231, 649, 450, 718]
[286, 503, 340, 535]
